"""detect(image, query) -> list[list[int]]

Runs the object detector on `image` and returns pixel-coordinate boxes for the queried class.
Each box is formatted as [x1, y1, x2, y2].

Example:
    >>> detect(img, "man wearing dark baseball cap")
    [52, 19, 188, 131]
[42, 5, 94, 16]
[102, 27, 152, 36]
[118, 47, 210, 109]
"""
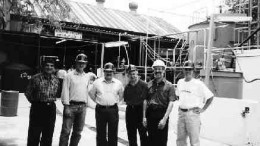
[176, 60, 214, 146]
[89, 62, 124, 146]
[124, 64, 148, 146]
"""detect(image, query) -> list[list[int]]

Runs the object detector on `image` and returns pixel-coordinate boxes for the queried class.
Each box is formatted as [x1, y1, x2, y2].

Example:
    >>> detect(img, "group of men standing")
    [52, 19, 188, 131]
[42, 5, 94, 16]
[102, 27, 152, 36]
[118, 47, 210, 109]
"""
[25, 53, 214, 146]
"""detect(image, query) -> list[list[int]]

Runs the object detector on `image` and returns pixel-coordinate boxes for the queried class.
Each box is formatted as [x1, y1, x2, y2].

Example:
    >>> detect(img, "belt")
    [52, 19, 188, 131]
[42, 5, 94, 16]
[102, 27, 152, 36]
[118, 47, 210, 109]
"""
[69, 101, 86, 105]
[149, 104, 166, 110]
[32, 102, 55, 106]
[96, 104, 117, 109]
[127, 104, 142, 108]
[179, 107, 197, 112]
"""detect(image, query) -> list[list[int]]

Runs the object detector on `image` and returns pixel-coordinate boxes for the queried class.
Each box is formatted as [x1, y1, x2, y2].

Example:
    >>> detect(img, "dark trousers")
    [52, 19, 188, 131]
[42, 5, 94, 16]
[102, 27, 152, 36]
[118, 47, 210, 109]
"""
[27, 102, 56, 146]
[59, 104, 87, 146]
[95, 104, 119, 146]
[126, 105, 148, 146]
[146, 106, 169, 146]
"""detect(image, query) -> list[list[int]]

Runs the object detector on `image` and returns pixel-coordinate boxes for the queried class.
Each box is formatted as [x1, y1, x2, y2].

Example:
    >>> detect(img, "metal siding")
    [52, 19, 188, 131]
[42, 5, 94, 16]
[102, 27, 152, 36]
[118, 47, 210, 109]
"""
[28, 0, 180, 35]
[69, 2, 95, 25]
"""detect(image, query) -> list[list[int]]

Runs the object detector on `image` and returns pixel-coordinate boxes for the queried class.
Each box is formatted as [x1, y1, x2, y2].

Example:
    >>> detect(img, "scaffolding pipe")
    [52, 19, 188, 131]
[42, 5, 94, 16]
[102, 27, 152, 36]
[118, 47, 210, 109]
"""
[238, 27, 260, 47]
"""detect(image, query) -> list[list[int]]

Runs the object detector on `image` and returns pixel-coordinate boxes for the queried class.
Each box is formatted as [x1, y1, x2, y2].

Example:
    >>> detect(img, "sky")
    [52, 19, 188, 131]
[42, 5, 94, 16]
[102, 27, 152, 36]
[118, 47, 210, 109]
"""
[69, 0, 226, 31]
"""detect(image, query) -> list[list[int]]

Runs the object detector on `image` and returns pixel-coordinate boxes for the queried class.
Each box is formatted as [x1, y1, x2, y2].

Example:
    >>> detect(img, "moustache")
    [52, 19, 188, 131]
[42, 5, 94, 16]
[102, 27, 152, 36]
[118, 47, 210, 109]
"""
[154, 71, 163, 74]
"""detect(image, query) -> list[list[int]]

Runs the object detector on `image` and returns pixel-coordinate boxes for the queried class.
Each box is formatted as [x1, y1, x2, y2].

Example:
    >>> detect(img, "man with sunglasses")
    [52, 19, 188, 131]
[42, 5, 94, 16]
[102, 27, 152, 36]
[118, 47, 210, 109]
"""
[124, 65, 148, 146]
[89, 62, 124, 146]
[143, 59, 177, 146]
[176, 60, 214, 146]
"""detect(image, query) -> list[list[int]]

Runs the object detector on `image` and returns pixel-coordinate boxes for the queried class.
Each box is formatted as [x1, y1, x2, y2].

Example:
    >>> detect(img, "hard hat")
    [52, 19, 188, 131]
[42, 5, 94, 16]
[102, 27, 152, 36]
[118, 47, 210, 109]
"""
[75, 53, 87, 63]
[127, 64, 137, 73]
[183, 60, 194, 69]
[152, 59, 166, 69]
[104, 62, 114, 72]
[41, 56, 59, 66]
[57, 69, 67, 79]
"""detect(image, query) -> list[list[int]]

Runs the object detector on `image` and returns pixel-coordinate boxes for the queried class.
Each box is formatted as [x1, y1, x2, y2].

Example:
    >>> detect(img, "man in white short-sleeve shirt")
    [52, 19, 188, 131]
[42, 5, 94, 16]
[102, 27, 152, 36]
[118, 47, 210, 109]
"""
[176, 60, 214, 146]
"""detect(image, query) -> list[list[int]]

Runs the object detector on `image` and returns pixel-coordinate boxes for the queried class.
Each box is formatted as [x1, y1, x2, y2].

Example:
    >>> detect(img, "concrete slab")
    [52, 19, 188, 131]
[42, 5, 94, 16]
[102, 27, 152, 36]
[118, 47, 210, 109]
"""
[0, 93, 230, 146]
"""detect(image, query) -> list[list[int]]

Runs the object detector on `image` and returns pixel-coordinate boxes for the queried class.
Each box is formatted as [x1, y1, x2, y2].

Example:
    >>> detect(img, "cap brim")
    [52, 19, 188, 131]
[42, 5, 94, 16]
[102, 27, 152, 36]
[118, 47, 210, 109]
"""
[183, 67, 193, 68]
[76, 61, 88, 63]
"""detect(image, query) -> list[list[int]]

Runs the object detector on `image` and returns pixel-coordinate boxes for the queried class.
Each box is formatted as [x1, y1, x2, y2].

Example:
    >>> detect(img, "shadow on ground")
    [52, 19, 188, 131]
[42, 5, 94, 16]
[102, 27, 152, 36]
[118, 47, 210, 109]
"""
[0, 138, 18, 146]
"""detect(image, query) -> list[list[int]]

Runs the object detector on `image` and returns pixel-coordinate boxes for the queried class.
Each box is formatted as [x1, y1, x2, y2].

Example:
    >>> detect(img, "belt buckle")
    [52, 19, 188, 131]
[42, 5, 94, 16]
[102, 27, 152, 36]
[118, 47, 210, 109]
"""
[46, 102, 51, 106]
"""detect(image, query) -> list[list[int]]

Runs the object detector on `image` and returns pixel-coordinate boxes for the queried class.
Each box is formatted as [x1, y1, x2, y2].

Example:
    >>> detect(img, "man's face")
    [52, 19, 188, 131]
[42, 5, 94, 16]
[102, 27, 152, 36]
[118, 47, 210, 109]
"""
[183, 68, 193, 79]
[76, 62, 87, 71]
[43, 62, 55, 74]
[104, 71, 113, 80]
[153, 66, 165, 79]
[128, 71, 138, 82]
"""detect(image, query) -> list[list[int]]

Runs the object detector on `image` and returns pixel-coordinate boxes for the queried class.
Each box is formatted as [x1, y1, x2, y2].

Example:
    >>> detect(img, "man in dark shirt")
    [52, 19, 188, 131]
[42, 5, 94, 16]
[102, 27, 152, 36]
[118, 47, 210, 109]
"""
[143, 60, 177, 146]
[25, 56, 61, 146]
[124, 65, 148, 146]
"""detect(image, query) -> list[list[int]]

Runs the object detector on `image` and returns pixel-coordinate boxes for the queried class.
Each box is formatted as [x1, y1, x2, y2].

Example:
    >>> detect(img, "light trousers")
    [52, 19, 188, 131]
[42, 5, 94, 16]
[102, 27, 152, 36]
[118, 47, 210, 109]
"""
[176, 109, 201, 146]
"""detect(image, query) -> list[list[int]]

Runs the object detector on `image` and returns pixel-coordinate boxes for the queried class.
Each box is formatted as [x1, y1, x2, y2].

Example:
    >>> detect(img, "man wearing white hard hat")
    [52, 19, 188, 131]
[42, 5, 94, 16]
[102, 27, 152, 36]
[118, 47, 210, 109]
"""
[176, 60, 214, 146]
[143, 59, 177, 146]
[59, 53, 96, 146]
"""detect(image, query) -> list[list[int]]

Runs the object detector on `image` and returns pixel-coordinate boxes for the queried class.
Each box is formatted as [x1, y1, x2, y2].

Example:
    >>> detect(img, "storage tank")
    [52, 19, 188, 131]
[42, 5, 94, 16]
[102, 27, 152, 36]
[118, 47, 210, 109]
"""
[1, 63, 33, 92]
[188, 20, 236, 67]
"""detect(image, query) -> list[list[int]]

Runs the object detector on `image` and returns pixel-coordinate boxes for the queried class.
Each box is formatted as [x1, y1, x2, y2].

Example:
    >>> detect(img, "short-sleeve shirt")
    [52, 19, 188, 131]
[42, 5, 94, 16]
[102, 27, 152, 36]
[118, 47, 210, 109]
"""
[176, 78, 214, 109]
[124, 79, 148, 106]
[147, 79, 177, 108]
[89, 77, 124, 106]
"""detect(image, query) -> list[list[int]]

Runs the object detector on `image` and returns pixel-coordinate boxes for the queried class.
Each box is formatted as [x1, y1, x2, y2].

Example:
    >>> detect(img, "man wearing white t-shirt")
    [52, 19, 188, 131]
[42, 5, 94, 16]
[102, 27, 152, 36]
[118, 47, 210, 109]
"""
[176, 60, 214, 146]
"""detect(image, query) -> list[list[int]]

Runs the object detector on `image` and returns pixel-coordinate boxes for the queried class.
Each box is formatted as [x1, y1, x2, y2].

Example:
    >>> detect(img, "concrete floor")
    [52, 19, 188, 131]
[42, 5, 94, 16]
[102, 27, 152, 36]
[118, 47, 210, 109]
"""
[0, 94, 229, 146]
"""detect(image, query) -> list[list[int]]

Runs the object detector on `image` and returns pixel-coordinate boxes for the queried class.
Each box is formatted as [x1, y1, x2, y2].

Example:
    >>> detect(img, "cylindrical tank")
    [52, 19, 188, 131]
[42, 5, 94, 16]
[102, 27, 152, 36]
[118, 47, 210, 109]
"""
[1, 90, 19, 117]
[1, 63, 33, 92]
[188, 21, 236, 67]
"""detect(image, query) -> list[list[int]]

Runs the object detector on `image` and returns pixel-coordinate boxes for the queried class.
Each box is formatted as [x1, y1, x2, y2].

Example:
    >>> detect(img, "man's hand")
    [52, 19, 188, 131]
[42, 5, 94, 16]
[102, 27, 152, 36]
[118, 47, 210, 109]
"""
[143, 118, 147, 128]
[158, 118, 167, 130]
[193, 107, 204, 114]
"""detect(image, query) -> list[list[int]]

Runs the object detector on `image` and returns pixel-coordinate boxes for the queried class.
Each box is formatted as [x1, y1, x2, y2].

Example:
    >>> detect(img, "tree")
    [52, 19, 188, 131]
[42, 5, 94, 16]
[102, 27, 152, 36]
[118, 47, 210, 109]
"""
[0, 0, 72, 30]
[225, 0, 249, 13]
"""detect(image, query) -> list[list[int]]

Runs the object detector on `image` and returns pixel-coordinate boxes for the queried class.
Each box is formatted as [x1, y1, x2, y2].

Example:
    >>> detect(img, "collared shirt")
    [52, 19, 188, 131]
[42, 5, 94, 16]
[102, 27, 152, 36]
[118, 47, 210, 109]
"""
[147, 79, 177, 108]
[124, 79, 148, 106]
[89, 77, 124, 106]
[176, 78, 214, 109]
[61, 70, 96, 105]
[25, 73, 61, 103]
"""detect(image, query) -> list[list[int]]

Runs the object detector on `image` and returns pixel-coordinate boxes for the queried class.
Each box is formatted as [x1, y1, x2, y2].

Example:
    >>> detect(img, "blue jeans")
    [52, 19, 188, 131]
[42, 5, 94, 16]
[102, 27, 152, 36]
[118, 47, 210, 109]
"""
[59, 104, 87, 146]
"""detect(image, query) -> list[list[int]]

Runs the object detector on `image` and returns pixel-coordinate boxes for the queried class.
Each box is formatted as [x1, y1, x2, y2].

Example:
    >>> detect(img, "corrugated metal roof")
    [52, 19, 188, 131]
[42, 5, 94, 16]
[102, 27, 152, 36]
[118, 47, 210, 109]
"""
[30, 0, 180, 36]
